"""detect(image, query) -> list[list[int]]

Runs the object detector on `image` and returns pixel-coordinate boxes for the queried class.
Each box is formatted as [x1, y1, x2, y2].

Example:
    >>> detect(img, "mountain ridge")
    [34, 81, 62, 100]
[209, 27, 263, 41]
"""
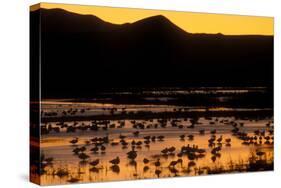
[37, 8, 273, 37]
[30, 8, 273, 98]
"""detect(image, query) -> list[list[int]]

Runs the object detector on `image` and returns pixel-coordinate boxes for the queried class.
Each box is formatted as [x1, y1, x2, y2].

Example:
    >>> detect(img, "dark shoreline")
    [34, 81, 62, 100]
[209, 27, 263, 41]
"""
[40, 86, 273, 109]
[41, 109, 273, 123]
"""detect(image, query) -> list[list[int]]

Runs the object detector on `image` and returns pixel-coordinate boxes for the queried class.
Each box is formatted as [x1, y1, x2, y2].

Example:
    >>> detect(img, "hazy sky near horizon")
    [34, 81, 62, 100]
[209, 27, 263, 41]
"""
[32, 3, 274, 35]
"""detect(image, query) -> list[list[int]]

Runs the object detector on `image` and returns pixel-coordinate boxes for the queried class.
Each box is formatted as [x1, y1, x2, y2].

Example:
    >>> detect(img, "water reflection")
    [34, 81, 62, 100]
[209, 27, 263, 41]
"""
[39, 87, 273, 185]
[40, 114, 273, 185]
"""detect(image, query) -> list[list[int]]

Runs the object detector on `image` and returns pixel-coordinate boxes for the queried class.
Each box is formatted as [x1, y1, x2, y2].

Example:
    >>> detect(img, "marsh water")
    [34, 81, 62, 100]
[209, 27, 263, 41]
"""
[39, 87, 273, 185]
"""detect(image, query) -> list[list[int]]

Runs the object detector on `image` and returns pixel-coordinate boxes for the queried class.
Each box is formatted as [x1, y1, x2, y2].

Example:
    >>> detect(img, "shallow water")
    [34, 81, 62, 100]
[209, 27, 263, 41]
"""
[40, 114, 273, 185]
[39, 87, 273, 185]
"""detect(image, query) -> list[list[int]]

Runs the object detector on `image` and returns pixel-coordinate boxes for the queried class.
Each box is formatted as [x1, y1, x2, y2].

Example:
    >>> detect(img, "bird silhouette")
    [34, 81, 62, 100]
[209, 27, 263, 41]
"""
[110, 156, 120, 165]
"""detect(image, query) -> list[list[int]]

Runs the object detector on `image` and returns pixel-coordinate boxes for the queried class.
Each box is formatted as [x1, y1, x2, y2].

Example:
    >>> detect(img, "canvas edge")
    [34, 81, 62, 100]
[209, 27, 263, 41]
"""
[30, 3, 42, 185]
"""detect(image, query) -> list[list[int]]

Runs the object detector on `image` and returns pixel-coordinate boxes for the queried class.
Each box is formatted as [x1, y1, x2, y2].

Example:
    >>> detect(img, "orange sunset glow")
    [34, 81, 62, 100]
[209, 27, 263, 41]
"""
[31, 2, 273, 36]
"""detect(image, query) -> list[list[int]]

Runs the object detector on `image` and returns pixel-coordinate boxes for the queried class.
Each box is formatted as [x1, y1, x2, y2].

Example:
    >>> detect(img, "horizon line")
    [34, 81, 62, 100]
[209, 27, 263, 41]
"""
[30, 3, 274, 36]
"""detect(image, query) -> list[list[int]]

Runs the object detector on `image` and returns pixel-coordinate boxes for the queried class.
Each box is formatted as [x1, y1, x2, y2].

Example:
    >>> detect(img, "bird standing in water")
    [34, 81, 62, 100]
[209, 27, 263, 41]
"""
[69, 137, 78, 145]
[110, 156, 120, 165]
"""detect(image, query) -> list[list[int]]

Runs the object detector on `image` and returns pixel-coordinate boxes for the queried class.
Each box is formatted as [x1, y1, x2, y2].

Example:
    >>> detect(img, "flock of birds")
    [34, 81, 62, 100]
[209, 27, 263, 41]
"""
[40, 111, 274, 183]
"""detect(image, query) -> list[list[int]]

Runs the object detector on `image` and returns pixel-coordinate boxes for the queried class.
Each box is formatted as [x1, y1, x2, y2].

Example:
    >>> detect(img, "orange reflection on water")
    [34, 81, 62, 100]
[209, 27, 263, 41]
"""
[40, 117, 273, 185]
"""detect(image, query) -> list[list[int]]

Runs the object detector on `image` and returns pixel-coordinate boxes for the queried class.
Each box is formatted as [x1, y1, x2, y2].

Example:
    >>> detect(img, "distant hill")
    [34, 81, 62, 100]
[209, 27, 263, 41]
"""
[30, 8, 273, 98]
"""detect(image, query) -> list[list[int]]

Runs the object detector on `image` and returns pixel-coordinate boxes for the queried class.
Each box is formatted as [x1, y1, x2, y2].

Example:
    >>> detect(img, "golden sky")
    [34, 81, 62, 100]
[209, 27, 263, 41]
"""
[31, 3, 274, 35]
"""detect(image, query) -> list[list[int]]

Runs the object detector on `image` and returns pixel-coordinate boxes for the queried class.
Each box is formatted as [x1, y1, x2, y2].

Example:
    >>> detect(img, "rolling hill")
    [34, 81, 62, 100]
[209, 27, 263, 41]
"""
[30, 8, 273, 98]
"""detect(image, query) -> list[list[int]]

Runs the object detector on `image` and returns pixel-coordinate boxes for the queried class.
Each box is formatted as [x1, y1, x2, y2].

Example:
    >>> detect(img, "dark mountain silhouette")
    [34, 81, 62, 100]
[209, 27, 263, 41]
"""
[30, 8, 273, 98]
